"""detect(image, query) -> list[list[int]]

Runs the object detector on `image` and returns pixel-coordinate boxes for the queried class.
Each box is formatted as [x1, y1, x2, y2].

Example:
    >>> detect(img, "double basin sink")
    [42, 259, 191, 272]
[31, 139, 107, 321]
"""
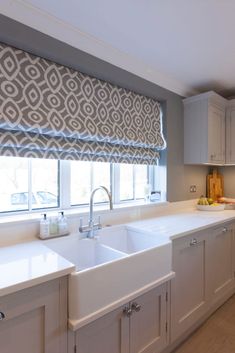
[45, 224, 172, 328]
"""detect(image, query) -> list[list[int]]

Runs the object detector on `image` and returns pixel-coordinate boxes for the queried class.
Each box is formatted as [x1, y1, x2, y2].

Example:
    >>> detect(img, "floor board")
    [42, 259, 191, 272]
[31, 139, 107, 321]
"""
[174, 295, 235, 353]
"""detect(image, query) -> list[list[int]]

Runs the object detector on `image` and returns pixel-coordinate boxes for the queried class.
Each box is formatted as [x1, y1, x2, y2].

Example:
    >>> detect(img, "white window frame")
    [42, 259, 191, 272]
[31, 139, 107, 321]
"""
[0, 158, 161, 216]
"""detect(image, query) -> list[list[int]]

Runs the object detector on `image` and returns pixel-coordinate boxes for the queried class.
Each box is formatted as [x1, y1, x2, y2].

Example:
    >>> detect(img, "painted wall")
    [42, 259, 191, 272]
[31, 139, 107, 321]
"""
[219, 167, 235, 198]
[0, 14, 209, 201]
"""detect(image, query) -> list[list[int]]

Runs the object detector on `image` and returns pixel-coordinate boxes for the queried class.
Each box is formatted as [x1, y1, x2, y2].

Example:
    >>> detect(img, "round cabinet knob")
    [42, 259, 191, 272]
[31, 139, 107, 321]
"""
[222, 227, 228, 233]
[0, 312, 5, 321]
[123, 306, 132, 317]
[131, 302, 141, 312]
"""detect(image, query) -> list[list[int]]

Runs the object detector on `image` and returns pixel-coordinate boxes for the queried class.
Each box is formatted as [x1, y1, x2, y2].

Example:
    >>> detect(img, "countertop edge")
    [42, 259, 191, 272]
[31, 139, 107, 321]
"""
[0, 264, 75, 297]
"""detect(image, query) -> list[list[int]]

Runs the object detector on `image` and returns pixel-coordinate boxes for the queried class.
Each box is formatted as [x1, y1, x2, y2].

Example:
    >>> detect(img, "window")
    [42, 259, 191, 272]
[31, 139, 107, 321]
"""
[0, 156, 161, 214]
[70, 161, 111, 206]
[0, 157, 59, 213]
[119, 164, 148, 201]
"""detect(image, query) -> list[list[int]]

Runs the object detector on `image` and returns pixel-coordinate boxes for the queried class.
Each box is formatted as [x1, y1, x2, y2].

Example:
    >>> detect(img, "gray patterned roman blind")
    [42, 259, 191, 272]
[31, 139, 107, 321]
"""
[0, 43, 166, 165]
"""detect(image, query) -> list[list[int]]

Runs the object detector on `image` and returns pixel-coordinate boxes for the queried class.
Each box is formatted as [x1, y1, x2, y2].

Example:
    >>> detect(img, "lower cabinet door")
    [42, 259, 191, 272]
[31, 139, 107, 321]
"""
[129, 284, 168, 353]
[0, 278, 67, 353]
[171, 231, 209, 341]
[76, 305, 129, 353]
[208, 224, 235, 302]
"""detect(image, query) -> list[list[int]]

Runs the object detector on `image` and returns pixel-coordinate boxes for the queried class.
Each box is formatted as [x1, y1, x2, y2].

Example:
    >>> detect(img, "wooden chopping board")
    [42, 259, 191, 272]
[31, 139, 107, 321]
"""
[207, 169, 224, 201]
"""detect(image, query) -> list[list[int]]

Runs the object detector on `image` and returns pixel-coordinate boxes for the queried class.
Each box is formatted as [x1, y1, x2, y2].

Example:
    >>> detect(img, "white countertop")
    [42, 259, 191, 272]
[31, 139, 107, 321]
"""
[0, 241, 75, 297]
[1, 202, 235, 298]
[128, 208, 235, 240]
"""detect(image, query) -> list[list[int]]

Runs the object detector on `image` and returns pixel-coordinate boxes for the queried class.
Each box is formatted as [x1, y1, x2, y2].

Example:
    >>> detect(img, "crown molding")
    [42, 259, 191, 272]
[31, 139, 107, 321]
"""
[0, 0, 197, 97]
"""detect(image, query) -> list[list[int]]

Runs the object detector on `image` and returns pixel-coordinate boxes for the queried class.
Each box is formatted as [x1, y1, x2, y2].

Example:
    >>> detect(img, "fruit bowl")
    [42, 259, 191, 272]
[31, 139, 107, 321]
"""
[196, 204, 225, 211]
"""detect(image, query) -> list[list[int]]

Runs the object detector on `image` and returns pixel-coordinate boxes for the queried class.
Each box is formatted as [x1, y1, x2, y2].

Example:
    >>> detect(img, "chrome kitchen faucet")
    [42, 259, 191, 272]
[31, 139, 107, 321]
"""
[79, 185, 113, 238]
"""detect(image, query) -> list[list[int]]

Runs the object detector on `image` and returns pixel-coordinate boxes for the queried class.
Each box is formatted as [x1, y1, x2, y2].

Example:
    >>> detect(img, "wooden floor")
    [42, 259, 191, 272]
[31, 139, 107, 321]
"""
[174, 295, 235, 353]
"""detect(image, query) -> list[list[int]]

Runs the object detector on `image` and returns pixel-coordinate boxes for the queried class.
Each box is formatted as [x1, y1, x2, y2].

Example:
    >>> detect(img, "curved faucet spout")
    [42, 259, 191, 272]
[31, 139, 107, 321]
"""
[79, 186, 113, 238]
[89, 186, 113, 225]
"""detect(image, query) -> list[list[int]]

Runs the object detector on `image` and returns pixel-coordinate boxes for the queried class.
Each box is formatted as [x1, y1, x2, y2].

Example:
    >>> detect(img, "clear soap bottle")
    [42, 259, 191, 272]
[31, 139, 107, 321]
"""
[58, 211, 68, 235]
[40, 214, 50, 239]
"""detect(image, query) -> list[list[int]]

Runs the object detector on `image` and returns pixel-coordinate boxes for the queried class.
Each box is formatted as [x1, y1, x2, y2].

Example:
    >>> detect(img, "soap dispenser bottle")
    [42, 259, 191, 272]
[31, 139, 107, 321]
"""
[40, 214, 50, 239]
[58, 211, 68, 235]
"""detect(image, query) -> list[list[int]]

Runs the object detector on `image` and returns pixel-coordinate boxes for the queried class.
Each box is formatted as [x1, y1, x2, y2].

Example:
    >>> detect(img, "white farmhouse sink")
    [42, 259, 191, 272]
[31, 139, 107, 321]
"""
[97, 225, 168, 254]
[45, 235, 126, 271]
[45, 224, 172, 329]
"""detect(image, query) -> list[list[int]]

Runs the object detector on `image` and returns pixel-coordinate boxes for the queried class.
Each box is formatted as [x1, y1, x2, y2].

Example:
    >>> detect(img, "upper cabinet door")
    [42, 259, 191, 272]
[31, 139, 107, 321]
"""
[184, 91, 226, 165]
[208, 103, 225, 164]
[226, 103, 235, 164]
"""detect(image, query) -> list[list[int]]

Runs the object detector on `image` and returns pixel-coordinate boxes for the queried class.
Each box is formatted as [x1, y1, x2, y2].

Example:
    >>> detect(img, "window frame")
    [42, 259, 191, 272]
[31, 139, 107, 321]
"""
[0, 157, 160, 216]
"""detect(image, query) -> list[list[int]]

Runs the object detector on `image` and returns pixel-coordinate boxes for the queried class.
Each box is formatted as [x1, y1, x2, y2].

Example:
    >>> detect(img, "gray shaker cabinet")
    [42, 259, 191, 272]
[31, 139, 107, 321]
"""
[171, 222, 235, 342]
[0, 277, 68, 353]
[207, 223, 235, 304]
[171, 229, 209, 341]
[226, 100, 235, 164]
[184, 91, 226, 165]
[75, 282, 169, 353]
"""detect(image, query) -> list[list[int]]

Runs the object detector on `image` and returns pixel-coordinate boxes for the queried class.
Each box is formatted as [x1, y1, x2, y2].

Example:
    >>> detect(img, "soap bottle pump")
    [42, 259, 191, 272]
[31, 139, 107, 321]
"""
[40, 213, 50, 239]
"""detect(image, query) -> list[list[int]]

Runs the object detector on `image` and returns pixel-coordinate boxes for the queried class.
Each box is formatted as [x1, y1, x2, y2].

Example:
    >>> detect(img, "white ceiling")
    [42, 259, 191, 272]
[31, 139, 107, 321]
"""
[1, 0, 235, 97]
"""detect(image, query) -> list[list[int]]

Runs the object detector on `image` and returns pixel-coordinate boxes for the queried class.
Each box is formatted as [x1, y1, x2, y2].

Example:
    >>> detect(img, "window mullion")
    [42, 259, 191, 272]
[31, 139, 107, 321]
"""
[60, 160, 71, 209]
[148, 165, 153, 190]
[90, 163, 94, 191]
[113, 163, 120, 204]
[28, 158, 32, 212]
[133, 165, 136, 200]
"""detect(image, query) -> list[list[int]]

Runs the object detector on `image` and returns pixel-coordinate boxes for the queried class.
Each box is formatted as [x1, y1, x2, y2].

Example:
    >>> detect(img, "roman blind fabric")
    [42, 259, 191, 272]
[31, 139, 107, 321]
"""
[0, 43, 166, 165]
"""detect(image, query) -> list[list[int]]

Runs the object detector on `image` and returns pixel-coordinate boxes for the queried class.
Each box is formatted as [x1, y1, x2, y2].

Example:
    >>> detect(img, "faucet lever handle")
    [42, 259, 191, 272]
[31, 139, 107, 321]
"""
[97, 215, 102, 229]
[79, 217, 83, 230]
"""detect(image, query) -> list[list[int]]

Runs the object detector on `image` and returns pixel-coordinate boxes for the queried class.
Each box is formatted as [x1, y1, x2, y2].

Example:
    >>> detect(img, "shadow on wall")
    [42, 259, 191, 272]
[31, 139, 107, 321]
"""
[219, 167, 235, 198]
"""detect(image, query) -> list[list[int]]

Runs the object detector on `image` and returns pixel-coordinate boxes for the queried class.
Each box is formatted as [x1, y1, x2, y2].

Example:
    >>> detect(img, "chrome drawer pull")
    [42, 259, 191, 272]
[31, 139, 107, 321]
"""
[0, 312, 5, 321]
[131, 302, 141, 312]
[190, 238, 198, 246]
[123, 306, 132, 317]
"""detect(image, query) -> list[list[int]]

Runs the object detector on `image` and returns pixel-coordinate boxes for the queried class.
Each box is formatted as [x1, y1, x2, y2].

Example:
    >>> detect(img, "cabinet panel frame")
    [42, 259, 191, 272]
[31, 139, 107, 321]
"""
[0, 277, 68, 353]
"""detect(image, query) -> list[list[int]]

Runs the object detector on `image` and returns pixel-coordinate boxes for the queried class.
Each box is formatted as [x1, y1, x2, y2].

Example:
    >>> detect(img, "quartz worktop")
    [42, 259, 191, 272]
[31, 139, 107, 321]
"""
[0, 241, 75, 297]
[1, 200, 235, 298]
[128, 207, 235, 240]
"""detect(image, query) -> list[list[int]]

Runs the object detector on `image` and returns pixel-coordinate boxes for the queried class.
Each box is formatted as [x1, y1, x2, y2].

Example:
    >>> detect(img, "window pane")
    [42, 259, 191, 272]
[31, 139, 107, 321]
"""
[0, 156, 28, 212]
[70, 161, 111, 205]
[70, 161, 91, 205]
[120, 164, 134, 201]
[135, 165, 148, 199]
[92, 162, 111, 202]
[31, 158, 59, 209]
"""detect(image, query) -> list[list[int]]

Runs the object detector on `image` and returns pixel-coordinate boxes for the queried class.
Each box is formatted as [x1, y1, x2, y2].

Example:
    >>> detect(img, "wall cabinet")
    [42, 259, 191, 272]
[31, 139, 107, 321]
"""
[226, 101, 235, 164]
[184, 91, 227, 165]
[74, 283, 168, 353]
[171, 222, 235, 342]
[0, 277, 68, 353]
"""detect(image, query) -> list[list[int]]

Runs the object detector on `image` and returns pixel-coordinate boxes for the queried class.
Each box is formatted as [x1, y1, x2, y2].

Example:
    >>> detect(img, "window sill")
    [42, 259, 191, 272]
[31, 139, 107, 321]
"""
[0, 199, 168, 226]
